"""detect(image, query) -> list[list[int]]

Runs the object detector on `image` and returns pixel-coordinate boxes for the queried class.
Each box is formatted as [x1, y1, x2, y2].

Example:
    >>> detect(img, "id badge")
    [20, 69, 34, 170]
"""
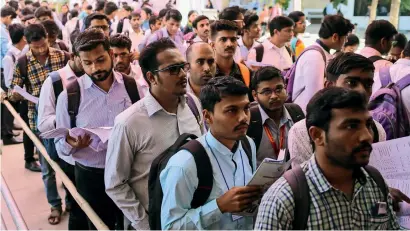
[232, 215, 243, 221]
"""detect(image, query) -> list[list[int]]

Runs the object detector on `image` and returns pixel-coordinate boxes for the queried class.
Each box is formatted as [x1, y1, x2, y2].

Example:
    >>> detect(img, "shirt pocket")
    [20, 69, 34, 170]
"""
[368, 215, 389, 230]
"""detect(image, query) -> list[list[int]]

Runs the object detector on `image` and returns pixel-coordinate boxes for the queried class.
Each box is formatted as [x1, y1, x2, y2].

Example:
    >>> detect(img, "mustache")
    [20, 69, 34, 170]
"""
[234, 122, 249, 131]
[91, 70, 109, 76]
[225, 47, 235, 52]
[352, 142, 373, 154]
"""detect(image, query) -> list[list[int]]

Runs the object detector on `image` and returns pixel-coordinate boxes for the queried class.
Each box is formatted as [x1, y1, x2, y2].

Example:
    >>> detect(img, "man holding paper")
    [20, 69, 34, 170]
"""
[160, 76, 262, 230]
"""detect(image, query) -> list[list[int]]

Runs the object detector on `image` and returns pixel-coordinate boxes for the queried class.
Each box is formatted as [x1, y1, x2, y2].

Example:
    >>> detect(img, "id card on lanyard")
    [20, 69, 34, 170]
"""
[264, 124, 286, 158]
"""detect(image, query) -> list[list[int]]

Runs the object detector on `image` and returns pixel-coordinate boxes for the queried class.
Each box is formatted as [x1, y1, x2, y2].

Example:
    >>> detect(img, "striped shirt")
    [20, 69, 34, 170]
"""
[255, 156, 400, 230]
[8, 47, 68, 131]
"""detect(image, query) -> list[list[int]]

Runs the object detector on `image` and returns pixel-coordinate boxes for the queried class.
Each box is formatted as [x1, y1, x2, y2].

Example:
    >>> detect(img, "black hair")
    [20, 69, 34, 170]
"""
[32, 2, 40, 8]
[9, 23, 25, 44]
[251, 66, 284, 90]
[243, 12, 258, 30]
[95, 0, 105, 12]
[200, 76, 249, 112]
[34, 6, 52, 19]
[344, 34, 360, 47]
[158, 8, 169, 20]
[139, 38, 176, 85]
[86, 5, 93, 10]
[73, 3, 79, 7]
[210, 19, 238, 40]
[131, 11, 141, 18]
[21, 7, 33, 16]
[84, 13, 109, 29]
[104, 2, 118, 15]
[192, 15, 209, 29]
[165, 9, 182, 22]
[24, 0, 33, 5]
[326, 52, 374, 82]
[268, 16, 294, 35]
[218, 6, 241, 21]
[239, 7, 247, 15]
[8, 1, 19, 11]
[403, 41, 410, 57]
[142, 7, 152, 16]
[365, 20, 398, 46]
[149, 15, 159, 26]
[188, 10, 197, 18]
[392, 33, 408, 49]
[69, 9, 79, 19]
[110, 33, 132, 51]
[306, 87, 368, 135]
[1, 6, 17, 19]
[123, 5, 133, 12]
[70, 29, 80, 54]
[24, 23, 47, 43]
[73, 28, 110, 55]
[319, 15, 354, 39]
[41, 19, 59, 36]
[288, 11, 305, 23]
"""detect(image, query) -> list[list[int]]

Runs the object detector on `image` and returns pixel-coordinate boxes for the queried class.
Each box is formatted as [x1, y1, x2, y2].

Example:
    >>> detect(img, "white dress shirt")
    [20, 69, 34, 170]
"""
[360, 47, 393, 73]
[127, 28, 144, 52]
[372, 58, 410, 121]
[104, 91, 202, 230]
[247, 39, 292, 71]
[292, 43, 333, 112]
[2, 46, 23, 88]
[192, 35, 211, 43]
[237, 37, 260, 62]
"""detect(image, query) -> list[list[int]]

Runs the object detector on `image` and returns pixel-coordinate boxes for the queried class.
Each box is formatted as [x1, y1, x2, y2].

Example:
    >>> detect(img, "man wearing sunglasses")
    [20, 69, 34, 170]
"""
[105, 38, 202, 230]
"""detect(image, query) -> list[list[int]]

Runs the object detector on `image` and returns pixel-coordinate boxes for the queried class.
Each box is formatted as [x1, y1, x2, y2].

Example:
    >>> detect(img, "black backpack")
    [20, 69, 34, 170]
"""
[254, 43, 293, 63]
[148, 133, 254, 230]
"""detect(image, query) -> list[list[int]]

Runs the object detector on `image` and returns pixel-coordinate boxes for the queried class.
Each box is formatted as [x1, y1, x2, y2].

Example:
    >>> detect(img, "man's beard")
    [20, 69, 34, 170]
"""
[89, 61, 113, 82]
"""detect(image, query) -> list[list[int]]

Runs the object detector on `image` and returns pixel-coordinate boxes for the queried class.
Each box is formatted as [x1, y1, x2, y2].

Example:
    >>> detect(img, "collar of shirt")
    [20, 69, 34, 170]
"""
[394, 58, 410, 66]
[144, 90, 187, 117]
[315, 39, 331, 53]
[129, 29, 144, 36]
[27, 47, 59, 63]
[83, 70, 124, 89]
[258, 104, 292, 127]
[360, 47, 382, 58]
[307, 155, 368, 193]
[186, 75, 195, 96]
[204, 130, 242, 157]
[160, 27, 183, 43]
[58, 63, 79, 80]
[8, 45, 22, 57]
[264, 39, 285, 51]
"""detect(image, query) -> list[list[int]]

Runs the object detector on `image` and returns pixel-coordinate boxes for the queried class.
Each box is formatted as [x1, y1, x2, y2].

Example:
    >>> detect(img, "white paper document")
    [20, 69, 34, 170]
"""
[369, 136, 410, 180]
[40, 127, 113, 152]
[386, 179, 410, 228]
[13, 85, 39, 104]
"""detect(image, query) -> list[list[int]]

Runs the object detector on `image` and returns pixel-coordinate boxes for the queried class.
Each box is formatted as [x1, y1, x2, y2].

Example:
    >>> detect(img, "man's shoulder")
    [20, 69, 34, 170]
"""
[114, 99, 149, 126]
[261, 177, 295, 209]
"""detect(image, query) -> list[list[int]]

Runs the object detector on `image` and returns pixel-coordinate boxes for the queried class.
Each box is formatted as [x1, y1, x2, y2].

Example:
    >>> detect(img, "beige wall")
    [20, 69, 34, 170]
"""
[303, 0, 328, 9]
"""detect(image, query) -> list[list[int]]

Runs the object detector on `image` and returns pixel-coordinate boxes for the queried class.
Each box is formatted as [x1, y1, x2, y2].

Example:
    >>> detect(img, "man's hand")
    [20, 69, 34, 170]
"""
[216, 186, 262, 213]
[66, 134, 92, 149]
[11, 90, 24, 101]
[389, 187, 410, 212]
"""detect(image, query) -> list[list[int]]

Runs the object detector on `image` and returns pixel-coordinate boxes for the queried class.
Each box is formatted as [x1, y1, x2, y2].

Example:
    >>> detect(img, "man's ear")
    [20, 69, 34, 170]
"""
[252, 89, 258, 102]
[146, 71, 157, 85]
[308, 126, 326, 148]
[203, 109, 213, 125]
[324, 80, 334, 88]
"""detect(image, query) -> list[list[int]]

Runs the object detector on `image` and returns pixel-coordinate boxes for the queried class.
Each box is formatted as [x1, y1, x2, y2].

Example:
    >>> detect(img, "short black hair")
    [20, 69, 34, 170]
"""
[192, 15, 209, 29]
[326, 52, 375, 82]
[24, 23, 47, 43]
[70, 29, 81, 54]
[24, 0, 33, 5]
[142, 7, 152, 16]
[8, 1, 19, 11]
[32, 1, 40, 8]
[9, 23, 25, 44]
[84, 13, 110, 29]
[165, 9, 182, 22]
[1, 6, 17, 19]
[123, 5, 133, 12]
[268, 16, 294, 35]
[34, 6, 52, 19]
[158, 8, 169, 20]
[21, 7, 33, 16]
[365, 20, 398, 46]
[219, 6, 241, 21]
[319, 15, 354, 39]
[210, 20, 238, 40]
[104, 2, 118, 15]
[243, 12, 259, 30]
[73, 3, 79, 7]
[110, 33, 132, 51]
[149, 15, 159, 26]
[131, 11, 141, 18]
[288, 11, 305, 23]
[306, 87, 368, 135]
[139, 38, 177, 85]
[403, 41, 410, 57]
[41, 20, 59, 36]
[392, 33, 408, 49]
[69, 9, 79, 19]
[251, 66, 284, 90]
[200, 76, 249, 112]
[188, 10, 197, 18]
[95, 0, 105, 11]
[74, 28, 110, 55]
[86, 5, 93, 10]
[344, 34, 360, 47]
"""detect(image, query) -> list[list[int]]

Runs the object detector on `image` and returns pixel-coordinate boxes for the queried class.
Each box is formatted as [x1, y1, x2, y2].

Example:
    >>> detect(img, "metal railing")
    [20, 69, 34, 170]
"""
[1, 174, 28, 230]
[1, 96, 109, 230]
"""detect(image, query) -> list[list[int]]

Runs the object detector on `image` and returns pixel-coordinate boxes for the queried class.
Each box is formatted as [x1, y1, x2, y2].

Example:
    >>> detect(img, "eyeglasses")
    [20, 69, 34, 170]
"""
[91, 25, 110, 31]
[153, 62, 190, 76]
[257, 86, 285, 96]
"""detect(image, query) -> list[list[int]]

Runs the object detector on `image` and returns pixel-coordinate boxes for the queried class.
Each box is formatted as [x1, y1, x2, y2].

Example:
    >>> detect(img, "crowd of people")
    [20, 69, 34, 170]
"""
[1, 0, 410, 230]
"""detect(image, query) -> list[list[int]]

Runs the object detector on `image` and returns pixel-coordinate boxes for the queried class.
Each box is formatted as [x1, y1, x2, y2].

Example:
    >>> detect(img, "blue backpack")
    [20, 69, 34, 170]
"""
[368, 67, 410, 140]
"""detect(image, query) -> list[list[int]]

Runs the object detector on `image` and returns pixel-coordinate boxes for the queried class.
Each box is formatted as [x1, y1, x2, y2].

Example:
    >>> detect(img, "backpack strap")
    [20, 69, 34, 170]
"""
[66, 79, 81, 128]
[186, 93, 200, 125]
[58, 41, 69, 52]
[378, 67, 392, 88]
[364, 165, 388, 202]
[285, 45, 292, 58]
[368, 55, 385, 63]
[240, 137, 254, 172]
[121, 73, 140, 104]
[371, 121, 380, 143]
[395, 74, 410, 91]
[255, 44, 264, 63]
[283, 165, 310, 230]
[284, 103, 305, 123]
[49, 71, 64, 102]
[247, 103, 263, 152]
[16, 55, 28, 83]
[180, 139, 213, 208]
[237, 62, 250, 87]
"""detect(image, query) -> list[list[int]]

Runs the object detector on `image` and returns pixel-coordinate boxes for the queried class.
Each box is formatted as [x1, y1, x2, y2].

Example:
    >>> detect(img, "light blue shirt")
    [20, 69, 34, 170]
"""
[147, 27, 187, 55]
[0, 23, 11, 68]
[160, 131, 257, 230]
[54, 71, 133, 169]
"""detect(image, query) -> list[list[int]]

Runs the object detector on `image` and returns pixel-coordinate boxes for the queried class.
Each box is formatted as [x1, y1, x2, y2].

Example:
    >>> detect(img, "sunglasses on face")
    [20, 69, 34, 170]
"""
[153, 62, 190, 76]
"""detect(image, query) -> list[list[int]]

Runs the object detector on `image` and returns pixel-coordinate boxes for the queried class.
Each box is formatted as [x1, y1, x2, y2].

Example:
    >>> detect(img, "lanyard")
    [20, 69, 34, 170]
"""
[263, 124, 285, 157]
[205, 136, 245, 191]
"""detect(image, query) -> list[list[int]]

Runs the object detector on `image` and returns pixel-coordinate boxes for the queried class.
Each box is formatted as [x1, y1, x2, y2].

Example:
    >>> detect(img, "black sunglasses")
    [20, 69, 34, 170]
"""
[153, 62, 190, 76]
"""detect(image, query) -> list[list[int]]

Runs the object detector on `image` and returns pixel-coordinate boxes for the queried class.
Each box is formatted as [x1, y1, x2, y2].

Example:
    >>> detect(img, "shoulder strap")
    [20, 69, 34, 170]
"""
[395, 74, 410, 91]
[75, 19, 80, 29]
[371, 121, 379, 143]
[247, 104, 263, 151]
[283, 165, 310, 230]
[364, 165, 388, 202]
[255, 44, 264, 62]
[237, 62, 250, 87]
[285, 45, 292, 57]
[240, 137, 254, 172]
[284, 103, 305, 123]
[368, 55, 385, 63]
[121, 73, 140, 104]
[180, 139, 213, 208]
[49, 71, 63, 102]
[66, 79, 81, 128]
[186, 93, 200, 125]
[378, 67, 392, 88]
[63, 51, 70, 65]
[58, 41, 69, 52]
[17, 55, 28, 82]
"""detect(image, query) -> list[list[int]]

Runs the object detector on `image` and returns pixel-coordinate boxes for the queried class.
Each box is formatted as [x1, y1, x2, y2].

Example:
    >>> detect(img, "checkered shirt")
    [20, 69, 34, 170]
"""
[255, 156, 400, 230]
[8, 47, 67, 131]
